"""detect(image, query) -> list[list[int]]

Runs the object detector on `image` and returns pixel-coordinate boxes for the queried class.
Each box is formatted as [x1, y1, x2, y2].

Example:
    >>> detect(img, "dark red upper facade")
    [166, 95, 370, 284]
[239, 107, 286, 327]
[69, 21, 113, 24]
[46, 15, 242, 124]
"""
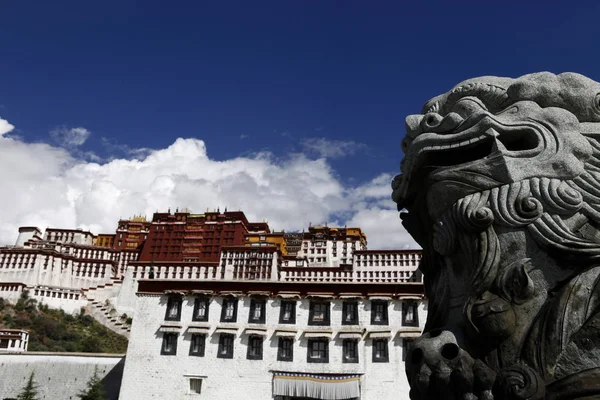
[138, 210, 270, 263]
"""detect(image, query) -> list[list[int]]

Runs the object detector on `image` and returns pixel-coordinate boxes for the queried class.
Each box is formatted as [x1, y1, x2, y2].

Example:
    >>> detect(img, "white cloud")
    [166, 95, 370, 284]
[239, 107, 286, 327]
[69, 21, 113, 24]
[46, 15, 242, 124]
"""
[240, 134, 250, 139]
[0, 118, 418, 250]
[50, 126, 91, 147]
[0, 118, 15, 136]
[300, 137, 367, 159]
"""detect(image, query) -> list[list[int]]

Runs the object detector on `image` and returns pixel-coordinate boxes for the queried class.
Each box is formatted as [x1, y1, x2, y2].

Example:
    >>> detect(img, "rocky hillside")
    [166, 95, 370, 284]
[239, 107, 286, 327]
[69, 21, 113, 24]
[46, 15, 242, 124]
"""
[0, 291, 128, 353]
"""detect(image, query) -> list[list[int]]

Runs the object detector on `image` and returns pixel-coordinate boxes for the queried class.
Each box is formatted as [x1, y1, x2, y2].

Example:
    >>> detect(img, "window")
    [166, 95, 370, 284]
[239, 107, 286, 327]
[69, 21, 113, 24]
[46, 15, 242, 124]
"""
[248, 299, 266, 324]
[189, 378, 202, 394]
[247, 336, 263, 360]
[343, 339, 359, 363]
[372, 339, 389, 362]
[371, 300, 388, 325]
[308, 301, 330, 326]
[342, 301, 358, 325]
[217, 334, 234, 358]
[403, 301, 419, 327]
[161, 333, 178, 355]
[279, 301, 296, 324]
[277, 338, 293, 361]
[220, 298, 238, 322]
[307, 339, 328, 363]
[189, 334, 206, 357]
[165, 296, 182, 321]
[193, 297, 210, 322]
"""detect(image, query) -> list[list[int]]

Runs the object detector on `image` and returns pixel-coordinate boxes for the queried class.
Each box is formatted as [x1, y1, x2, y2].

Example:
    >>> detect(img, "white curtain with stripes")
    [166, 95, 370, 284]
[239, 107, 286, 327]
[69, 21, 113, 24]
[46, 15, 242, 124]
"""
[273, 373, 360, 400]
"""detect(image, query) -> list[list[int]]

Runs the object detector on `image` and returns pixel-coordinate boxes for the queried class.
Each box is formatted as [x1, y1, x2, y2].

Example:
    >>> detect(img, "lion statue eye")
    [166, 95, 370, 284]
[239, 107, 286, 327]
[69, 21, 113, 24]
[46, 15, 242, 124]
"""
[595, 93, 600, 110]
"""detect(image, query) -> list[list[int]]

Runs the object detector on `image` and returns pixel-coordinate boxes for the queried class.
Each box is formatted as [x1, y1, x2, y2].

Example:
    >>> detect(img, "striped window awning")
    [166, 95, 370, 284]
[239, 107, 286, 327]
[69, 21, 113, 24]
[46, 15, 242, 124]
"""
[273, 372, 361, 400]
[338, 332, 362, 339]
[158, 325, 182, 333]
[188, 327, 210, 334]
[306, 292, 335, 299]
[368, 331, 392, 339]
[245, 328, 268, 336]
[214, 327, 239, 334]
[275, 330, 297, 338]
[338, 293, 363, 299]
[276, 291, 301, 299]
[248, 291, 271, 297]
[398, 330, 422, 338]
[304, 331, 333, 339]
[368, 294, 393, 300]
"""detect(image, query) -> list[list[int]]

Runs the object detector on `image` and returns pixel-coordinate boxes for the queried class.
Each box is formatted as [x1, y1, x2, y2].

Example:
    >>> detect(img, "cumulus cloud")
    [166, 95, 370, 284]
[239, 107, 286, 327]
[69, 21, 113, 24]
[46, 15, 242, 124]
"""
[0, 118, 15, 136]
[300, 137, 367, 159]
[50, 126, 91, 147]
[0, 118, 418, 249]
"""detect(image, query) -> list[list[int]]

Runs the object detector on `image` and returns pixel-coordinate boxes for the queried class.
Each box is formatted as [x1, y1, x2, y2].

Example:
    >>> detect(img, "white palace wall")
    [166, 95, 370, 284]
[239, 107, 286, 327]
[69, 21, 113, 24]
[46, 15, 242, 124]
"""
[119, 289, 426, 400]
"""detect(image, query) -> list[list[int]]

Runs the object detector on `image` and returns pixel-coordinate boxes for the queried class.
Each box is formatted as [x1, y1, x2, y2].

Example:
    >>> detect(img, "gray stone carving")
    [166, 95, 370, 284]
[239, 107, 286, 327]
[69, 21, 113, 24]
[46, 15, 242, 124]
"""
[392, 72, 600, 400]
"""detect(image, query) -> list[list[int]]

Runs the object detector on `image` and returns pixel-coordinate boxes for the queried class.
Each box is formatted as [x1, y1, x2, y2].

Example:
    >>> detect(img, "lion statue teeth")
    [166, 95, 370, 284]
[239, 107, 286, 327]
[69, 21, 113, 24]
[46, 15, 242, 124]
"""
[394, 72, 600, 400]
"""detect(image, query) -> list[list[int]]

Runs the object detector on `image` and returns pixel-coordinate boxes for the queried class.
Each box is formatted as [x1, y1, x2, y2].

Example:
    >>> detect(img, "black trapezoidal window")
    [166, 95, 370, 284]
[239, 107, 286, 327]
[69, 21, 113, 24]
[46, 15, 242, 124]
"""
[192, 297, 210, 322]
[189, 334, 206, 357]
[372, 339, 389, 362]
[342, 301, 358, 325]
[279, 300, 296, 324]
[342, 339, 359, 363]
[246, 335, 263, 360]
[307, 338, 329, 363]
[164, 296, 182, 321]
[308, 301, 330, 326]
[217, 333, 234, 359]
[248, 299, 266, 324]
[402, 301, 419, 327]
[161, 332, 178, 355]
[277, 337, 294, 361]
[371, 300, 389, 325]
[220, 298, 238, 322]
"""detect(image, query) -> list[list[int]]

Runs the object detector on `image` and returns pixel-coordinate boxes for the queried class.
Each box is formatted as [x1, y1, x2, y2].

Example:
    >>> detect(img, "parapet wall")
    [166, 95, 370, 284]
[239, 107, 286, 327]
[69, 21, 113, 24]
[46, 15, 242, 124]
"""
[0, 352, 125, 400]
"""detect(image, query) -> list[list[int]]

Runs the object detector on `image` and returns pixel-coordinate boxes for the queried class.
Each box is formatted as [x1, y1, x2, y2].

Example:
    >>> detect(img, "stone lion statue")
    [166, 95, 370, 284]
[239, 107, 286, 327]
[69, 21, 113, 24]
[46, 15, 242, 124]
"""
[392, 72, 600, 400]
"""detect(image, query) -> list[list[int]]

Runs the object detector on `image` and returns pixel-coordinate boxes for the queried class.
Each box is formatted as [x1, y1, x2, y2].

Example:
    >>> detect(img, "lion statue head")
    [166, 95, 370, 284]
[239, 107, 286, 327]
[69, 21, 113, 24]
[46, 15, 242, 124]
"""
[393, 72, 600, 400]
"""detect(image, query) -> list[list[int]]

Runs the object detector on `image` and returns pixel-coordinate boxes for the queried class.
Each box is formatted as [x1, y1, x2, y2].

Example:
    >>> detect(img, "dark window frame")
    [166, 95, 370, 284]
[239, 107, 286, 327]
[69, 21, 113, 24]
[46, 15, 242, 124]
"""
[371, 300, 389, 325]
[248, 299, 266, 324]
[192, 297, 210, 322]
[308, 301, 330, 326]
[189, 334, 206, 357]
[307, 338, 329, 363]
[372, 339, 389, 363]
[161, 332, 178, 355]
[220, 297, 238, 323]
[342, 339, 359, 363]
[277, 337, 294, 361]
[246, 335, 264, 360]
[164, 296, 183, 321]
[342, 301, 358, 325]
[402, 301, 419, 327]
[217, 333, 234, 359]
[279, 301, 296, 324]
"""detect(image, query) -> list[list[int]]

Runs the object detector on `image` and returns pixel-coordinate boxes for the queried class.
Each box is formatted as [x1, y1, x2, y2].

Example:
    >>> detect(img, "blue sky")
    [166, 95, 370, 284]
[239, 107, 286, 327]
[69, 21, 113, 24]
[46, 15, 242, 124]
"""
[1, 1, 599, 248]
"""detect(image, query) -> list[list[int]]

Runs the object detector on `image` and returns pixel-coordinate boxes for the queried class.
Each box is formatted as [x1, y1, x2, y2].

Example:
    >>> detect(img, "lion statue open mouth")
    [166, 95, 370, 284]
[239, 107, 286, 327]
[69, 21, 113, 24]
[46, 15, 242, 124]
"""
[393, 72, 600, 400]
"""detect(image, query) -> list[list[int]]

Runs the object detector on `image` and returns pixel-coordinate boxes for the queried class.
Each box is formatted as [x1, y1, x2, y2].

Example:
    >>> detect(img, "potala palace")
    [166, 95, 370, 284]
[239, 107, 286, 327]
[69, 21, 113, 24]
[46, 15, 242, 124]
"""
[0, 209, 424, 400]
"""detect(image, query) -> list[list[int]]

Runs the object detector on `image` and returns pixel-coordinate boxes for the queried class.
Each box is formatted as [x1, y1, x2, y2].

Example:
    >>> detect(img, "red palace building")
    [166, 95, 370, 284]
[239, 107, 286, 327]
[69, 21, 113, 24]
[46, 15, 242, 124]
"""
[138, 209, 270, 263]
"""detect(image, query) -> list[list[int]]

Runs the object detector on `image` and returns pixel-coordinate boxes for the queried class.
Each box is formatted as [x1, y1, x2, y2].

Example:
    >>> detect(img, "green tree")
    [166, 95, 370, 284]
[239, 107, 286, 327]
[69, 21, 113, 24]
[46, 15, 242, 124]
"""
[77, 368, 107, 400]
[16, 372, 39, 400]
